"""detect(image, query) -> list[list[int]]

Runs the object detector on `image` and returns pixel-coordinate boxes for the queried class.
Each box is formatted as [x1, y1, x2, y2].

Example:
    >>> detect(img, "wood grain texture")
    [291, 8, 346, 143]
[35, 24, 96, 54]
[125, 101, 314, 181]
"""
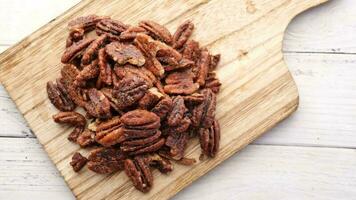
[0, 0, 328, 199]
[2, 138, 356, 200]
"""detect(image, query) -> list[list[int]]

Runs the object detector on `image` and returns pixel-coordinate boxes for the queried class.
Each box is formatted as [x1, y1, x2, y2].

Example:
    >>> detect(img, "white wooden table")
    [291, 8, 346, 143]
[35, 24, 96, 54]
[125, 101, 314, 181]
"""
[1, 1, 356, 199]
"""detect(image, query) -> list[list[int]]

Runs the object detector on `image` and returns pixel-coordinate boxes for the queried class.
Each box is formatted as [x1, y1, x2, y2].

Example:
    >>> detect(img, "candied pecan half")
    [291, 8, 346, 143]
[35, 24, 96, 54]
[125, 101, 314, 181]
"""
[81, 34, 108, 65]
[167, 96, 187, 126]
[96, 48, 112, 88]
[165, 116, 191, 134]
[87, 147, 125, 174]
[121, 110, 160, 130]
[205, 72, 221, 93]
[191, 89, 216, 128]
[164, 70, 199, 95]
[124, 156, 153, 193]
[120, 26, 147, 41]
[67, 83, 87, 107]
[75, 60, 99, 87]
[164, 58, 194, 72]
[60, 64, 80, 87]
[47, 79, 76, 111]
[77, 129, 96, 147]
[139, 20, 172, 44]
[68, 15, 106, 31]
[95, 117, 125, 147]
[144, 153, 173, 173]
[105, 42, 145, 66]
[172, 20, 194, 49]
[182, 40, 200, 61]
[135, 33, 164, 77]
[100, 88, 122, 113]
[165, 132, 189, 160]
[61, 38, 94, 64]
[112, 75, 148, 110]
[138, 87, 164, 109]
[199, 119, 220, 158]
[52, 111, 86, 127]
[96, 18, 128, 37]
[84, 88, 111, 119]
[121, 131, 165, 155]
[151, 97, 173, 120]
[66, 28, 84, 48]
[70, 152, 88, 172]
[68, 126, 84, 142]
[183, 93, 204, 104]
[196, 49, 210, 86]
[114, 64, 157, 87]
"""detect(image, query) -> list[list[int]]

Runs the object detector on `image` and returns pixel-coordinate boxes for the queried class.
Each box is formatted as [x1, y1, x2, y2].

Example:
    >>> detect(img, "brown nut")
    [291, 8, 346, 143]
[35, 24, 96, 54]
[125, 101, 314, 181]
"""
[172, 20, 194, 49]
[199, 119, 220, 158]
[87, 147, 126, 174]
[77, 129, 96, 148]
[105, 42, 145, 66]
[47, 79, 76, 111]
[52, 111, 86, 127]
[139, 20, 172, 44]
[81, 34, 108, 65]
[191, 88, 216, 128]
[84, 88, 111, 119]
[61, 38, 94, 64]
[70, 152, 88, 172]
[124, 156, 153, 193]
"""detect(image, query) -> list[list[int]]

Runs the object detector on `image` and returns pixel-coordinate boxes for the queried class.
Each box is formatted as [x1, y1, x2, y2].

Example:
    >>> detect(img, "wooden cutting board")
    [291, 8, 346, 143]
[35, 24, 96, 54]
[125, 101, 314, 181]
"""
[0, 0, 328, 199]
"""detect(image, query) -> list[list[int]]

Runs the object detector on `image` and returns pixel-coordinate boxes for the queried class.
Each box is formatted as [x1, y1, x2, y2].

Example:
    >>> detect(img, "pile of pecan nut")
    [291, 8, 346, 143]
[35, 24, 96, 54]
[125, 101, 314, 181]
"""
[47, 15, 221, 193]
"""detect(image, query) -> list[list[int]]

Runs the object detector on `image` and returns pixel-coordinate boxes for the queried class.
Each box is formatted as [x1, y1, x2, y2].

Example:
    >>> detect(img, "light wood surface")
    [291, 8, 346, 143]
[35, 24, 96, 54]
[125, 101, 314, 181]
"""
[2, 0, 356, 200]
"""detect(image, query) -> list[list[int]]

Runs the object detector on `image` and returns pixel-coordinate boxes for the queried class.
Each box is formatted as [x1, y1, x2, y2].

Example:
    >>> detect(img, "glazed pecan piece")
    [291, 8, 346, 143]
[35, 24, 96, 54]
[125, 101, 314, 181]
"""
[165, 131, 189, 160]
[66, 28, 84, 48]
[144, 153, 173, 173]
[112, 75, 148, 110]
[138, 87, 164, 109]
[68, 15, 106, 31]
[191, 89, 216, 128]
[77, 129, 96, 147]
[95, 116, 125, 146]
[183, 93, 205, 104]
[199, 119, 220, 158]
[151, 97, 173, 120]
[121, 110, 160, 130]
[96, 48, 113, 88]
[124, 156, 153, 193]
[196, 49, 210, 86]
[120, 26, 147, 41]
[87, 147, 125, 174]
[60, 64, 80, 87]
[205, 72, 221, 93]
[61, 38, 94, 64]
[139, 20, 172, 44]
[172, 20, 194, 49]
[75, 60, 99, 87]
[114, 64, 157, 87]
[52, 111, 86, 126]
[84, 88, 111, 119]
[105, 42, 145, 66]
[96, 18, 128, 38]
[81, 34, 108, 65]
[70, 152, 88, 172]
[68, 126, 84, 143]
[67, 83, 87, 107]
[164, 70, 199, 95]
[121, 130, 165, 155]
[182, 40, 200, 61]
[164, 58, 194, 72]
[47, 79, 76, 111]
[167, 96, 187, 126]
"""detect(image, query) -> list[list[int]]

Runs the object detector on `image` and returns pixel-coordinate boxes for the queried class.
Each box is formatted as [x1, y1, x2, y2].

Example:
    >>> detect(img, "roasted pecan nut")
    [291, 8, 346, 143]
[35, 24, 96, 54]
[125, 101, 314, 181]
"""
[81, 34, 108, 65]
[105, 42, 145, 66]
[67, 83, 87, 107]
[196, 49, 210, 86]
[167, 96, 187, 126]
[121, 131, 165, 155]
[124, 156, 153, 193]
[164, 58, 194, 72]
[68, 15, 107, 31]
[183, 93, 205, 104]
[66, 28, 85, 47]
[87, 147, 125, 174]
[114, 64, 157, 87]
[77, 129, 96, 147]
[75, 60, 100, 87]
[144, 153, 173, 173]
[163, 80, 199, 95]
[95, 117, 125, 146]
[112, 75, 148, 110]
[120, 26, 147, 41]
[151, 97, 173, 120]
[121, 110, 160, 130]
[52, 111, 86, 127]
[61, 38, 94, 64]
[139, 20, 172, 44]
[199, 119, 220, 158]
[165, 132, 189, 160]
[138, 87, 164, 109]
[70, 152, 88, 172]
[172, 20, 194, 49]
[205, 72, 221, 93]
[191, 88, 216, 128]
[68, 126, 84, 142]
[182, 40, 200, 61]
[96, 48, 113, 88]
[60, 64, 80, 87]
[96, 18, 128, 37]
[84, 88, 111, 119]
[47, 80, 76, 111]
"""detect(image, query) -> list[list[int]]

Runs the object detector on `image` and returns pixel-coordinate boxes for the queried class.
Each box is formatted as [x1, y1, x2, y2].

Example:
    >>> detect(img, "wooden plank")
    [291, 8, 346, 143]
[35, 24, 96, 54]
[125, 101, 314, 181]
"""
[1, 138, 356, 200]
[283, 0, 356, 53]
[0, 0, 326, 199]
